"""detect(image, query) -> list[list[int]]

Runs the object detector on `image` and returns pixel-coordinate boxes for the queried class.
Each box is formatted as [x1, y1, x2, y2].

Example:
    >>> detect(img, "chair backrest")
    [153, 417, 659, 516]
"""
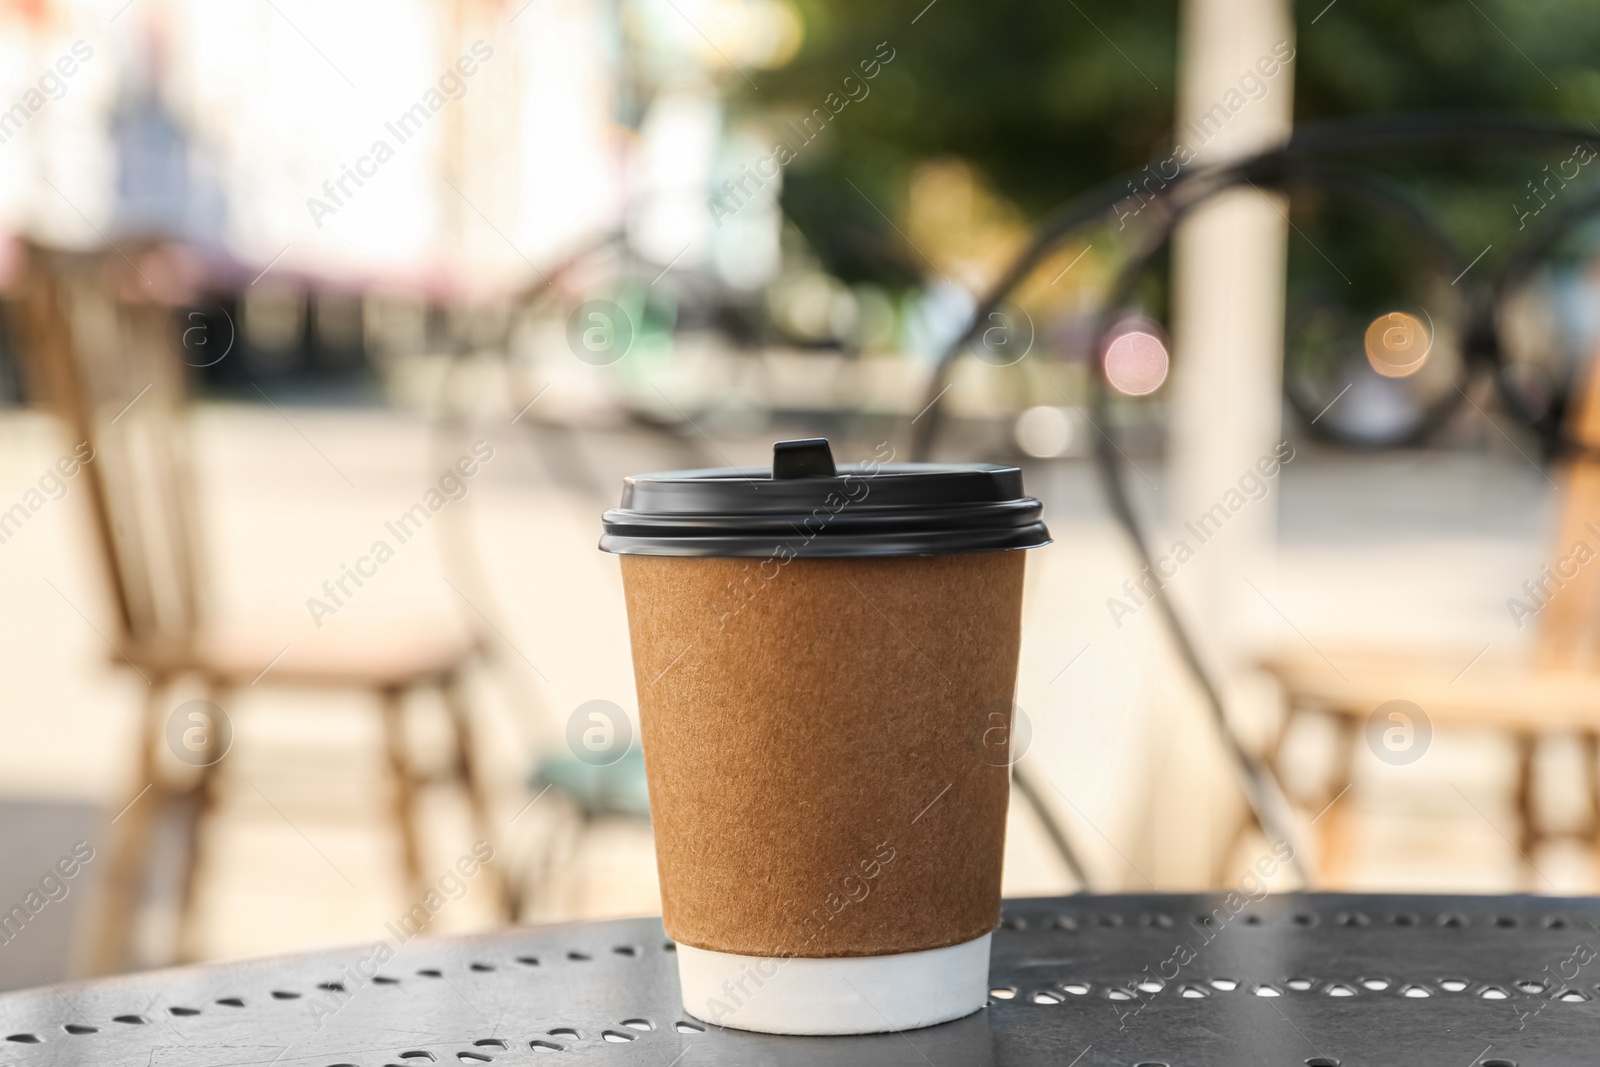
[10, 243, 207, 653]
[1535, 356, 1600, 669]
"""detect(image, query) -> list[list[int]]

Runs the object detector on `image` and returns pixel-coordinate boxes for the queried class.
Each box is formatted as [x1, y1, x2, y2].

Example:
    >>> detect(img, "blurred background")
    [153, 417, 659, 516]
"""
[5, 0, 1600, 991]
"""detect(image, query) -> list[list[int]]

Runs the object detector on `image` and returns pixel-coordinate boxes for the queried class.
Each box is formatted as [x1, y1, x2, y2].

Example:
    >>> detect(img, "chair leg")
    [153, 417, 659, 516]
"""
[441, 669, 508, 919]
[1212, 775, 1265, 887]
[381, 687, 426, 907]
[91, 676, 168, 975]
[1584, 733, 1600, 889]
[1214, 702, 1297, 887]
[174, 682, 229, 962]
[1317, 714, 1359, 888]
[1513, 733, 1539, 889]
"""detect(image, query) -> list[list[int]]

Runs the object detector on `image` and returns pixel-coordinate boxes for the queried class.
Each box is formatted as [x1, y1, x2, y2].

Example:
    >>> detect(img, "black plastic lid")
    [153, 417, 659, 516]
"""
[599, 438, 1051, 558]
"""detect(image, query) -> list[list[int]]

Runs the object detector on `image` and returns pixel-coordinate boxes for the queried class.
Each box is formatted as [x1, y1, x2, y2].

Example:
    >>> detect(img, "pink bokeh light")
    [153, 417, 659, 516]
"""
[1103, 328, 1170, 396]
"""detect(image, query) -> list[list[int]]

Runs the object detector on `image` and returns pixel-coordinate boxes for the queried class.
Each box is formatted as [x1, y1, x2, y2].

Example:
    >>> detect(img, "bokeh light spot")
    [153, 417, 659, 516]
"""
[1104, 330, 1169, 396]
[1363, 311, 1430, 378]
[1014, 405, 1075, 458]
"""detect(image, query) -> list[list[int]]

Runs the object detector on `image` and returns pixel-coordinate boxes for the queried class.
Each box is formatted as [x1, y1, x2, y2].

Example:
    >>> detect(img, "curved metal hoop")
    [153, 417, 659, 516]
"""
[910, 113, 1600, 461]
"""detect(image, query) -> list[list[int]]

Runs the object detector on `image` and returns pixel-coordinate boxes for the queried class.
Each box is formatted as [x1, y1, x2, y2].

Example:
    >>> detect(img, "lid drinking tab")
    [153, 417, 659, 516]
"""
[772, 438, 838, 479]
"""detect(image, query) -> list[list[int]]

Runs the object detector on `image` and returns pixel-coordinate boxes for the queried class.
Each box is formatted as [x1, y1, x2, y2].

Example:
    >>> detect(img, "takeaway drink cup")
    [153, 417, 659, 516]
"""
[599, 438, 1050, 1035]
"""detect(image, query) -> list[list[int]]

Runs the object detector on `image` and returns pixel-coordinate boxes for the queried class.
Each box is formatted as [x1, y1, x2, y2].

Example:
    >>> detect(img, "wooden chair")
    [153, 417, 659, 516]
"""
[9, 242, 507, 972]
[1259, 360, 1600, 887]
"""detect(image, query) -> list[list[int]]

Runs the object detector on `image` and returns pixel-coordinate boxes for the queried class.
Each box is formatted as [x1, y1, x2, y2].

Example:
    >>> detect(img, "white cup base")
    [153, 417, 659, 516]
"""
[675, 933, 991, 1035]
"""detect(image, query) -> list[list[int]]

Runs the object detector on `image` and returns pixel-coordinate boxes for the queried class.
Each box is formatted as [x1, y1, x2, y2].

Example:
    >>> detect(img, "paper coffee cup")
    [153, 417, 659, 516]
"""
[600, 438, 1049, 1034]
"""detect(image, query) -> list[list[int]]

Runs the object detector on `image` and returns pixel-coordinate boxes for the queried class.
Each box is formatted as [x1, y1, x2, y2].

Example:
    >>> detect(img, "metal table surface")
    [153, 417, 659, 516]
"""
[4, 894, 1599, 1066]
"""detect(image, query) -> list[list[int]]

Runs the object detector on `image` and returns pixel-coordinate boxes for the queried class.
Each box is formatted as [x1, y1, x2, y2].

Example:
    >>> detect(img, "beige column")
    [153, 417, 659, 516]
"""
[1132, 0, 1296, 886]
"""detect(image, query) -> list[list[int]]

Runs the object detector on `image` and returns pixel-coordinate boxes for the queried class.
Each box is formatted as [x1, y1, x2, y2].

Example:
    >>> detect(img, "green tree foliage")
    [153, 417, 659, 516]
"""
[751, 0, 1600, 285]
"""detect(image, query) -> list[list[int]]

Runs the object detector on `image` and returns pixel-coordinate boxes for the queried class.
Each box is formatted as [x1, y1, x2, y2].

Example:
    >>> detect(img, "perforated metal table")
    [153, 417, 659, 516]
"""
[4, 894, 1598, 1066]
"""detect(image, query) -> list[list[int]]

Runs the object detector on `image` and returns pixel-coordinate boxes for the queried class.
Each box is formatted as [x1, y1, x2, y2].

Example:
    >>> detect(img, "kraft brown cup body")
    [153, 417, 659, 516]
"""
[619, 550, 1026, 959]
